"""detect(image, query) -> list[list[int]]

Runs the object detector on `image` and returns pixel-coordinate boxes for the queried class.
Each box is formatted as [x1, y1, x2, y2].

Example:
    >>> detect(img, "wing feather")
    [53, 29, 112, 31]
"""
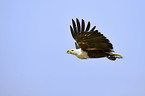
[70, 25, 76, 39]
[86, 21, 90, 31]
[72, 19, 77, 37]
[76, 18, 80, 33]
[81, 19, 85, 33]
[90, 26, 96, 32]
[70, 19, 113, 52]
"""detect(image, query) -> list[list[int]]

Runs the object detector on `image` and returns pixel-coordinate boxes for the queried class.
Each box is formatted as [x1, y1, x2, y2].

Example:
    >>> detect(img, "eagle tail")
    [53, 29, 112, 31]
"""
[106, 53, 123, 61]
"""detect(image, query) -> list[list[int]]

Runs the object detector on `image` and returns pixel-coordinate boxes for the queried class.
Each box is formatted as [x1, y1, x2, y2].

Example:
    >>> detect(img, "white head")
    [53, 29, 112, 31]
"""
[67, 49, 80, 55]
[67, 48, 89, 59]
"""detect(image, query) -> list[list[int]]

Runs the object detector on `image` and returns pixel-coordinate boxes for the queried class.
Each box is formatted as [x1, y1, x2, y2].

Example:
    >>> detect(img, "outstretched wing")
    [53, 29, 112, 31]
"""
[70, 18, 113, 52]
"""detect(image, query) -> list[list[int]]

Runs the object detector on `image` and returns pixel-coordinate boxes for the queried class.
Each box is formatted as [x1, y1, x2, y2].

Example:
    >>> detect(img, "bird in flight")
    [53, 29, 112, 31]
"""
[67, 18, 123, 61]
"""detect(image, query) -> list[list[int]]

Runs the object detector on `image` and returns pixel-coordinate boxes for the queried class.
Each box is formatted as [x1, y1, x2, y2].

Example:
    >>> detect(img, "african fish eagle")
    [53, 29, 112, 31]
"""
[67, 18, 123, 61]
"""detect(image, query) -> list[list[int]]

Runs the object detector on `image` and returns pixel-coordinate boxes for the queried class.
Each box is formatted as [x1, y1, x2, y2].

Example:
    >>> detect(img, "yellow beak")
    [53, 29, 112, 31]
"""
[67, 50, 73, 54]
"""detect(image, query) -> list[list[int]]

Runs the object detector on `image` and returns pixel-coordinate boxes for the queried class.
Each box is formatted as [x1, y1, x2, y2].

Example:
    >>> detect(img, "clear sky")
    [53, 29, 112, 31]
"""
[0, 0, 145, 96]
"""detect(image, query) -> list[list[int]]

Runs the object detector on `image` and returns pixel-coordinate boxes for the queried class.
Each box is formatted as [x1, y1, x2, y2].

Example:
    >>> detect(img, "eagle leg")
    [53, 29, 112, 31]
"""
[106, 53, 123, 61]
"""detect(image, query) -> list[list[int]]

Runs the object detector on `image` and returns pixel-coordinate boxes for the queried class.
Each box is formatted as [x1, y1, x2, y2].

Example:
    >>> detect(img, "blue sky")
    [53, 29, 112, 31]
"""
[0, 0, 145, 96]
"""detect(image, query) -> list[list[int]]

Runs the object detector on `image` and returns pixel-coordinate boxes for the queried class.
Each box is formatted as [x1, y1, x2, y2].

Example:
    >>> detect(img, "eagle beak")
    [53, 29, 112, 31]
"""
[67, 50, 72, 54]
[67, 50, 70, 54]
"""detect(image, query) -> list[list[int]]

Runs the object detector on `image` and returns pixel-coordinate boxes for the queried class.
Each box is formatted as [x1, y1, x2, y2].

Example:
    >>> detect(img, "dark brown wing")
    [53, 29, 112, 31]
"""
[70, 18, 113, 52]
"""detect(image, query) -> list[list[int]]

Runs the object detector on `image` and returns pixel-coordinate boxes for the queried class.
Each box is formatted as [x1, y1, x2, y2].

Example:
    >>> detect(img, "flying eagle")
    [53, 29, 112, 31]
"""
[67, 18, 123, 61]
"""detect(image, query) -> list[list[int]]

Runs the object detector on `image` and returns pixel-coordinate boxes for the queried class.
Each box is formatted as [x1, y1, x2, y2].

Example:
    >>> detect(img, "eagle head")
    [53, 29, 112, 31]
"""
[67, 49, 77, 55]
[67, 49, 89, 59]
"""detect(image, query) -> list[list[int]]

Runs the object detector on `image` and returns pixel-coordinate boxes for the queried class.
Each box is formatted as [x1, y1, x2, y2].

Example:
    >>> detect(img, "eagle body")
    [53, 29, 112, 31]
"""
[85, 50, 109, 58]
[67, 18, 123, 61]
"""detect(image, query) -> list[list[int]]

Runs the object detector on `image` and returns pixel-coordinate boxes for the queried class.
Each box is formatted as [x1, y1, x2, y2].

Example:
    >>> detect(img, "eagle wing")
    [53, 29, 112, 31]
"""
[70, 18, 113, 52]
